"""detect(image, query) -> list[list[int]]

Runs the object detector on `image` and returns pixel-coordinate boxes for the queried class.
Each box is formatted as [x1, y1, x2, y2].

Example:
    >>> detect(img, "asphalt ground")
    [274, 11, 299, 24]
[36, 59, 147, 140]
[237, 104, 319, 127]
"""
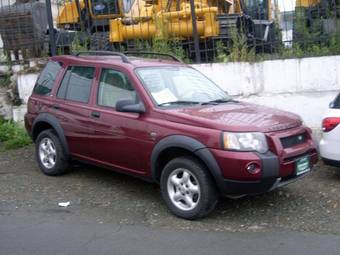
[1, 145, 340, 254]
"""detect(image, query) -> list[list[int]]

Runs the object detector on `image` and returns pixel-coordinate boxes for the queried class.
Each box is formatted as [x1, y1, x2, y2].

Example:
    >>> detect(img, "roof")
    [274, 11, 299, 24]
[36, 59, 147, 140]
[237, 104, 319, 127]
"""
[51, 52, 185, 69]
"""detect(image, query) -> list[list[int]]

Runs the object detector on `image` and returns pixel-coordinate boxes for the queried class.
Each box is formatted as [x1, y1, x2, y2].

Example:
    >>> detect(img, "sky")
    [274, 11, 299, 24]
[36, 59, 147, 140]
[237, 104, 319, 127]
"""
[277, 0, 295, 12]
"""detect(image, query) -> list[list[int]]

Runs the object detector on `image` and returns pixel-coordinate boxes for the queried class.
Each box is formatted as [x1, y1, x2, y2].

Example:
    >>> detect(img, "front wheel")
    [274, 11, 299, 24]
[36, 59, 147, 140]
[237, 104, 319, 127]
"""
[160, 156, 218, 220]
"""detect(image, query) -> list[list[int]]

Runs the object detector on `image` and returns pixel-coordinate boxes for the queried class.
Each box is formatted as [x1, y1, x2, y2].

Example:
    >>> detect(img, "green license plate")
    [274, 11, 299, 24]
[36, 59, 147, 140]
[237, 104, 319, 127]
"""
[296, 156, 310, 176]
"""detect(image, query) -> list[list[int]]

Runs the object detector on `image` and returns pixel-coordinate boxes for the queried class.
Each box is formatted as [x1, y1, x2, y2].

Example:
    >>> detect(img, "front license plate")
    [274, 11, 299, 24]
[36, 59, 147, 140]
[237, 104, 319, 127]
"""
[296, 156, 310, 176]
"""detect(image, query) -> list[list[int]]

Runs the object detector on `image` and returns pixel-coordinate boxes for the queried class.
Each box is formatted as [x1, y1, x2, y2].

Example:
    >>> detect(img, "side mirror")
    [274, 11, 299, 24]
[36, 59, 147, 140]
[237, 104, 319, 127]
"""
[116, 99, 145, 114]
[329, 100, 334, 108]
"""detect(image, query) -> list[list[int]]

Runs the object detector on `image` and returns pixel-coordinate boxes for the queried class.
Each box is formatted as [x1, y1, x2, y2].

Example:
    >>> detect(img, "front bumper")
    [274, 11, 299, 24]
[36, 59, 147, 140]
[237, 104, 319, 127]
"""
[209, 144, 318, 196]
[219, 170, 312, 196]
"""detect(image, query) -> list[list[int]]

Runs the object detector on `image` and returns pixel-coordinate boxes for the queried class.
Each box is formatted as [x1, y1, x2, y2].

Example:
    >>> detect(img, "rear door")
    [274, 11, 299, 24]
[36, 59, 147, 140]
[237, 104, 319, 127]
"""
[53, 65, 97, 158]
[86, 67, 153, 175]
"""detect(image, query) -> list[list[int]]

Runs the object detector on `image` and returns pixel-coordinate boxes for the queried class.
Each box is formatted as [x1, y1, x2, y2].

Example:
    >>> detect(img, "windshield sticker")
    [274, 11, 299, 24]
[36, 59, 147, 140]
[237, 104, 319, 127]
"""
[152, 88, 178, 105]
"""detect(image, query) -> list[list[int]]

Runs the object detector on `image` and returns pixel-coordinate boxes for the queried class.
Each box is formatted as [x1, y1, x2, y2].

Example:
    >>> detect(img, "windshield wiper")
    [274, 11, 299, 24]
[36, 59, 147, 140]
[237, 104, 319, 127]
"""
[158, 101, 201, 107]
[201, 98, 237, 105]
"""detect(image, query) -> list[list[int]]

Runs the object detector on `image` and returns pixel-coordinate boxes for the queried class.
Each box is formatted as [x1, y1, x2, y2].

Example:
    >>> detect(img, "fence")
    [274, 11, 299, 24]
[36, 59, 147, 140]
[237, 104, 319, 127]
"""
[0, 0, 339, 64]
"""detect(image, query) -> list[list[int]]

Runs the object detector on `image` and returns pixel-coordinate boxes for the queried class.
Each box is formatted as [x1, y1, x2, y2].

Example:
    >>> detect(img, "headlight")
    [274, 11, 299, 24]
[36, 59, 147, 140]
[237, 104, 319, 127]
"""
[222, 132, 268, 153]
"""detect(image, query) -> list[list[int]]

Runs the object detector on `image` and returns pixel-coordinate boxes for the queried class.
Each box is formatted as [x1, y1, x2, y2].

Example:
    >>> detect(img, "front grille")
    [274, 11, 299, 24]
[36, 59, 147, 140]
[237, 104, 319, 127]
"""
[281, 132, 307, 149]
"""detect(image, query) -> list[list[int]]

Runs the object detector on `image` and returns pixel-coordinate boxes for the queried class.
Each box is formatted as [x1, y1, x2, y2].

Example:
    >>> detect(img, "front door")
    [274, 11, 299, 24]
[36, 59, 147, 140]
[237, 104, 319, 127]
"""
[87, 68, 153, 176]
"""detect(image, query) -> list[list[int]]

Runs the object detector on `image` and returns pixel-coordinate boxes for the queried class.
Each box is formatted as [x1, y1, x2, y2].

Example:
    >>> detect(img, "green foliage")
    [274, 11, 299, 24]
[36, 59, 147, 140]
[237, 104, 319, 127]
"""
[294, 8, 322, 49]
[70, 33, 89, 54]
[133, 37, 188, 63]
[0, 49, 7, 63]
[213, 23, 340, 63]
[214, 28, 256, 63]
[276, 35, 340, 59]
[0, 119, 31, 150]
[290, 6, 340, 58]
[0, 72, 11, 88]
[214, 41, 227, 62]
[227, 29, 256, 62]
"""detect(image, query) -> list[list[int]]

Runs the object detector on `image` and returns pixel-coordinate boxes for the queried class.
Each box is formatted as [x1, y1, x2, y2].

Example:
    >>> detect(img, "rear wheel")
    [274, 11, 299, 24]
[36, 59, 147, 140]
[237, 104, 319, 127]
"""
[35, 130, 68, 176]
[160, 156, 218, 220]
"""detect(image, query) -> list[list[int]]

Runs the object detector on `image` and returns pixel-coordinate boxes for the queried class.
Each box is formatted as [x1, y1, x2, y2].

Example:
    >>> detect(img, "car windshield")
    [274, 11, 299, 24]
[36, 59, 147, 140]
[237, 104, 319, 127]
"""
[136, 67, 230, 107]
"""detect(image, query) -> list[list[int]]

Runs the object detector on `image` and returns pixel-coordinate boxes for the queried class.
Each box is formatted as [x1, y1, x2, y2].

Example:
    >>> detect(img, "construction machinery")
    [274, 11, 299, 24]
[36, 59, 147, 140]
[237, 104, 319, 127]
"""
[0, 0, 48, 60]
[56, 0, 278, 58]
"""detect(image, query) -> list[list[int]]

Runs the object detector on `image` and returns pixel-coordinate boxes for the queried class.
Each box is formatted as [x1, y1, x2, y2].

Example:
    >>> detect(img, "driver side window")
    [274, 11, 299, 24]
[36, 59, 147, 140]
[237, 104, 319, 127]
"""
[97, 69, 136, 108]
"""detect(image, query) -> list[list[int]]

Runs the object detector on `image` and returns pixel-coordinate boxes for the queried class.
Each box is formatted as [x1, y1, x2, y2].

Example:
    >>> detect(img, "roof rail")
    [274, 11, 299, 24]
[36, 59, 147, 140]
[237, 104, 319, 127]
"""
[124, 51, 183, 63]
[74, 51, 131, 63]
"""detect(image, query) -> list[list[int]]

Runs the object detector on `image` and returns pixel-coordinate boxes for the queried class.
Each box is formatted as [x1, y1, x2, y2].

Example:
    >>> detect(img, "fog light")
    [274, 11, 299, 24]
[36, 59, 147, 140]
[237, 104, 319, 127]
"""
[246, 162, 261, 174]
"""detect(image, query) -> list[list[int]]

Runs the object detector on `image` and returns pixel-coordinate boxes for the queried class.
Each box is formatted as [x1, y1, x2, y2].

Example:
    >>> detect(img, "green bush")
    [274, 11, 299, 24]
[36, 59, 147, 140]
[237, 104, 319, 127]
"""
[214, 28, 256, 63]
[0, 119, 31, 150]
[0, 73, 11, 88]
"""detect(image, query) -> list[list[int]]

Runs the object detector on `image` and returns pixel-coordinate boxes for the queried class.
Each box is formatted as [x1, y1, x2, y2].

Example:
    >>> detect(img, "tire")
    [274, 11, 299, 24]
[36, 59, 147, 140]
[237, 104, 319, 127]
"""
[160, 156, 218, 220]
[90, 32, 112, 51]
[35, 129, 69, 176]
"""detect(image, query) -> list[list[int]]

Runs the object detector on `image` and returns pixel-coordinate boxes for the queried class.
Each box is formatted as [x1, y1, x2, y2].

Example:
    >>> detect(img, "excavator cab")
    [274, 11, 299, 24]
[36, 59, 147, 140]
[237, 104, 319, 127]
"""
[57, 0, 122, 30]
[91, 0, 120, 16]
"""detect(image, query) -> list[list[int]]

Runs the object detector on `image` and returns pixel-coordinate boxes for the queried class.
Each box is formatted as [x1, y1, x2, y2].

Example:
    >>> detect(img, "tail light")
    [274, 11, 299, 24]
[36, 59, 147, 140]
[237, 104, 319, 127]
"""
[322, 117, 340, 132]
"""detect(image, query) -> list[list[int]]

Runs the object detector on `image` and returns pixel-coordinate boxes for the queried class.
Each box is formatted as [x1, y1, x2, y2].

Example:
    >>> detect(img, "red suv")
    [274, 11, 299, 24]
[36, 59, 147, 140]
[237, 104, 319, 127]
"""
[25, 52, 318, 219]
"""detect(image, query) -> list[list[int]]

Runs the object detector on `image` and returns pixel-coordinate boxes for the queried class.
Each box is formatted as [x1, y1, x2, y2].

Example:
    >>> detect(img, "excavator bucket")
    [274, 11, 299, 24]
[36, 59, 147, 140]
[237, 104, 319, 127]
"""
[0, 1, 48, 58]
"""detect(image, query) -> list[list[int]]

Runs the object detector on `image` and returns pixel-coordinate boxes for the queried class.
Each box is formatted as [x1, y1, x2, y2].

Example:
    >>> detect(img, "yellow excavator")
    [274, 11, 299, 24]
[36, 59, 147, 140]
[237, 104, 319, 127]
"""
[56, 0, 277, 55]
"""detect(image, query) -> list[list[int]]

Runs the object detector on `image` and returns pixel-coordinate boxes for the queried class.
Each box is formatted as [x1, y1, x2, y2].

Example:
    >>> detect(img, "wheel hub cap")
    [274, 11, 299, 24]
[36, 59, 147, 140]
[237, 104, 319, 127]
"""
[39, 138, 57, 169]
[167, 168, 200, 211]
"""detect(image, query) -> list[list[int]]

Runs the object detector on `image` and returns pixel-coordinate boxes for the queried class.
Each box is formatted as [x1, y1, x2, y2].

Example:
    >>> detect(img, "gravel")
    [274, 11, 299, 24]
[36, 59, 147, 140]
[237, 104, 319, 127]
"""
[0, 145, 339, 234]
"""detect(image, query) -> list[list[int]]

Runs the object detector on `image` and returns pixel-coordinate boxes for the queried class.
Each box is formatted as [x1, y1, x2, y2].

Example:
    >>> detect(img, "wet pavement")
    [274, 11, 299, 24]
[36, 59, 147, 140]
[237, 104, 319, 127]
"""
[1, 145, 340, 254]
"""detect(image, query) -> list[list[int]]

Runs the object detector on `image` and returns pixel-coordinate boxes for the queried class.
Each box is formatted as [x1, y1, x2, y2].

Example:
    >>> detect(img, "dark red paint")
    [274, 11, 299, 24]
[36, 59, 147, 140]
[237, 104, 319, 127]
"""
[25, 55, 318, 183]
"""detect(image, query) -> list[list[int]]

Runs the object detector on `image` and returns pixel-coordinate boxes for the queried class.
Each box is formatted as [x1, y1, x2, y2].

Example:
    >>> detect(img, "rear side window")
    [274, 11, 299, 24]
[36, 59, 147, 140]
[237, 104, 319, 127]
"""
[33, 61, 62, 96]
[57, 66, 95, 103]
[333, 93, 340, 109]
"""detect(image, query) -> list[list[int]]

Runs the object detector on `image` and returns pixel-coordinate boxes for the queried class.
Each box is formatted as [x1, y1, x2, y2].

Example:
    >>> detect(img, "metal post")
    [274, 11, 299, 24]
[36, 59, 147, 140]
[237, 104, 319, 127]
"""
[189, 0, 201, 63]
[46, 0, 56, 56]
[75, 0, 85, 32]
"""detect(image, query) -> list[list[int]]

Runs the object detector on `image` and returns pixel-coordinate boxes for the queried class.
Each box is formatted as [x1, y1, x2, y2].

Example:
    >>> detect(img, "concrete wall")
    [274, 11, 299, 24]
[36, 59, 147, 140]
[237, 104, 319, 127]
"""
[17, 73, 38, 104]
[192, 56, 340, 96]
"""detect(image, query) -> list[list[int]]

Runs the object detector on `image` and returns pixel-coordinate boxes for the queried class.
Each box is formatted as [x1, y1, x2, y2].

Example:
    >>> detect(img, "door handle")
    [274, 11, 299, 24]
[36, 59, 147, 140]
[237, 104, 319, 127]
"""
[91, 111, 101, 118]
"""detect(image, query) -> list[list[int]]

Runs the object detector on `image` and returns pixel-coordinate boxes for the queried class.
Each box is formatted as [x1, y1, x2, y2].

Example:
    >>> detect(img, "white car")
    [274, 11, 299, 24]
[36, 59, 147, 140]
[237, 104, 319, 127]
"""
[319, 93, 340, 167]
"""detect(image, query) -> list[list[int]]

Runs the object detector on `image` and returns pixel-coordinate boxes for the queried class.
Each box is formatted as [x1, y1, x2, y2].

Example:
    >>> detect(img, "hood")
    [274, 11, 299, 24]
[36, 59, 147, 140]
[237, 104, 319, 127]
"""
[165, 101, 302, 132]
